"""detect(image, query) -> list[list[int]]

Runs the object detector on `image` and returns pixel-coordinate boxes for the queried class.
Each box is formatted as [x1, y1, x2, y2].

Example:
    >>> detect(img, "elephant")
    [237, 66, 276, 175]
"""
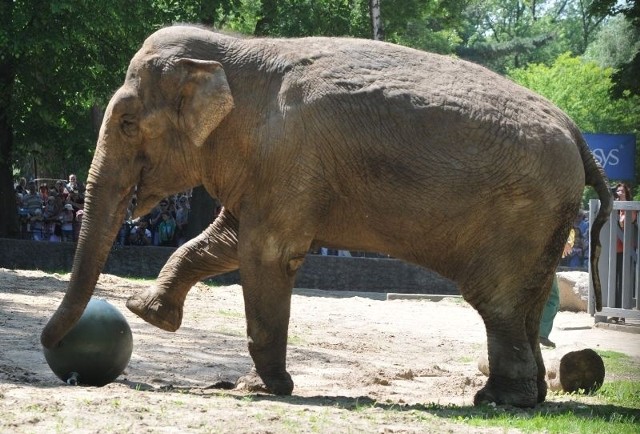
[41, 25, 612, 408]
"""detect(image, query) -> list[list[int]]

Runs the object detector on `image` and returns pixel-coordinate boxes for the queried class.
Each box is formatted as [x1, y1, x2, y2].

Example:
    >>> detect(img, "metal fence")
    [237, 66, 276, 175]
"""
[588, 199, 640, 321]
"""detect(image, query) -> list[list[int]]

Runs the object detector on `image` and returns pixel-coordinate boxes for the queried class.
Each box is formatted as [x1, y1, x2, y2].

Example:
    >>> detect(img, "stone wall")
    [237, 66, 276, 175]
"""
[0, 238, 459, 294]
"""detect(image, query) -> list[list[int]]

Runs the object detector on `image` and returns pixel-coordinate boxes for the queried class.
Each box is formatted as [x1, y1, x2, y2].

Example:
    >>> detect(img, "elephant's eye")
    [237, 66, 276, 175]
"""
[120, 115, 139, 137]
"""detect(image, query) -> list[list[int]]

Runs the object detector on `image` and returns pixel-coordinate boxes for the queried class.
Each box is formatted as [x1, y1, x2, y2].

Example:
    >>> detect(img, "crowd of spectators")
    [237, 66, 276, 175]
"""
[15, 174, 85, 242]
[118, 193, 193, 248]
[12, 172, 600, 267]
[15, 174, 192, 248]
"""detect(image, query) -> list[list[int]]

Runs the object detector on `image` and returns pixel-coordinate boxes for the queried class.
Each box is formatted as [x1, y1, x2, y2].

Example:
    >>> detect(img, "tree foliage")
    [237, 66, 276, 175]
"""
[509, 53, 640, 191]
[0, 0, 241, 236]
[589, 0, 640, 97]
[508, 53, 640, 134]
[254, 0, 370, 37]
[1, 0, 638, 237]
[457, 0, 609, 72]
[384, 0, 468, 54]
[584, 15, 640, 69]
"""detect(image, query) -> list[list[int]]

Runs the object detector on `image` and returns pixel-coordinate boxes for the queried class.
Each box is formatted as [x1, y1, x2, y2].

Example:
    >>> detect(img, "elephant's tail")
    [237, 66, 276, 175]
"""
[577, 130, 612, 312]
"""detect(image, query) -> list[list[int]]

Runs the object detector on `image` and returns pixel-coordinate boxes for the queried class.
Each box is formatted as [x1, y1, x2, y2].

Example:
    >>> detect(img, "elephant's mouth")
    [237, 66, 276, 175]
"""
[131, 185, 167, 218]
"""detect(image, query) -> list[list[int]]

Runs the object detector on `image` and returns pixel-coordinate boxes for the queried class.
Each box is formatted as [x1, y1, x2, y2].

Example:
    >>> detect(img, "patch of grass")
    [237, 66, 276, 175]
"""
[338, 349, 640, 433]
[215, 309, 244, 319]
[369, 400, 637, 434]
[597, 350, 640, 380]
[462, 403, 639, 433]
[307, 408, 332, 433]
[213, 326, 244, 337]
[458, 355, 476, 364]
[121, 276, 154, 283]
[287, 334, 305, 346]
[419, 350, 640, 432]
[596, 381, 640, 407]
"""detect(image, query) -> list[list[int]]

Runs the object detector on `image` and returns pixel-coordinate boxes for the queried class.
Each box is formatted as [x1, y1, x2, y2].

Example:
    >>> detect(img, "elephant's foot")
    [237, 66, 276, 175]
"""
[126, 287, 183, 332]
[473, 375, 539, 408]
[537, 377, 548, 403]
[235, 369, 294, 395]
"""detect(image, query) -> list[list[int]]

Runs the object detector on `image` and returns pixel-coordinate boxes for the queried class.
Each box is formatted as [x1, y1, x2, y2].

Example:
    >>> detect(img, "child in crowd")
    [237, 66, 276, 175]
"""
[60, 203, 75, 242]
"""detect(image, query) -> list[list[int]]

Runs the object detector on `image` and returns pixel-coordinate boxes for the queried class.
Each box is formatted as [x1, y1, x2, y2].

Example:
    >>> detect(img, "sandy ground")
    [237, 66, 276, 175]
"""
[1, 268, 639, 433]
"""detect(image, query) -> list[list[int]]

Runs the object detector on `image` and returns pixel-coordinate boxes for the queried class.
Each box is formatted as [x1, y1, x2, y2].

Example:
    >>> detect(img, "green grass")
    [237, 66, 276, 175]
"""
[462, 403, 639, 433]
[597, 350, 640, 381]
[215, 309, 244, 319]
[213, 326, 245, 337]
[287, 334, 305, 345]
[306, 350, 639, 433]
[436, 350, 640, 433]
[596, 380, 640, 407]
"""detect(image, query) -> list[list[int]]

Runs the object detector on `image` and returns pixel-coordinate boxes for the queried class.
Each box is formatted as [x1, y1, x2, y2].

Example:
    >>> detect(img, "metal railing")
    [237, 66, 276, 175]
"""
[588, 199, 640, 321]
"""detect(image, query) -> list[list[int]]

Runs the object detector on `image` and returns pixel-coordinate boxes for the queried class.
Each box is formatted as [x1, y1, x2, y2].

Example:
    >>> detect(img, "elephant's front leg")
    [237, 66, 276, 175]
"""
[126, 209, 239, 331]
[235, 223, 309, 396]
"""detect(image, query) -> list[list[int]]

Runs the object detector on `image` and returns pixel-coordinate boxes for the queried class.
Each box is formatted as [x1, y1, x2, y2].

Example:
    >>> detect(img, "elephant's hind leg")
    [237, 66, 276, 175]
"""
[127, 209, 239, 331]
[473, 323, 539, 408]
[469, 286, 546, 408]
[527, 274, 555, 403]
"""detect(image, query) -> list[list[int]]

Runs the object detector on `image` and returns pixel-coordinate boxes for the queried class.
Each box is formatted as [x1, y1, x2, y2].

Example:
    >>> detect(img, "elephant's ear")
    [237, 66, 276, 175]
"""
[175, 58, 234, 147]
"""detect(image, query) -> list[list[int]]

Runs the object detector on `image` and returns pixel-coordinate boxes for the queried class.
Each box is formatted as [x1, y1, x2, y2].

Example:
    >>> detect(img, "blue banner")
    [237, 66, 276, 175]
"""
[584, 133, 636, 181]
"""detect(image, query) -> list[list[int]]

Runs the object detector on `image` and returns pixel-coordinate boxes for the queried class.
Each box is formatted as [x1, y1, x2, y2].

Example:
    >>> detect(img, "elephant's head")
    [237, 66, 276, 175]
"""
[41, 29, 234, 348]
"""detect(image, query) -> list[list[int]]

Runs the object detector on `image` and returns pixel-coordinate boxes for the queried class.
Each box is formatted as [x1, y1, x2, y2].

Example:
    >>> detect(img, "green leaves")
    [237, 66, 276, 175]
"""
[508, 53, 640, 135]
[3, 1, 638, 189]
[5, 0, 242, 181]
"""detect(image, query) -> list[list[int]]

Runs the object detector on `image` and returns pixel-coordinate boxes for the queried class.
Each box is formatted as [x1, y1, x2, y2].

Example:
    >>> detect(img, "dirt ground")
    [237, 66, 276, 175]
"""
[1, 268, 639, 433]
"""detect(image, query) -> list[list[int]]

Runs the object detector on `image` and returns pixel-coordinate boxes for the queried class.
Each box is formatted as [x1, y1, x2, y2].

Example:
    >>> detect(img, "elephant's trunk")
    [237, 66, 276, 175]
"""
[41, 160, 133, 349]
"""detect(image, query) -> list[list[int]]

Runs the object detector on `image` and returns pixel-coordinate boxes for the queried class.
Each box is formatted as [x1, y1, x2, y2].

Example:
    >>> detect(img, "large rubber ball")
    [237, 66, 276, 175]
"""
[43, 297, 133, 386]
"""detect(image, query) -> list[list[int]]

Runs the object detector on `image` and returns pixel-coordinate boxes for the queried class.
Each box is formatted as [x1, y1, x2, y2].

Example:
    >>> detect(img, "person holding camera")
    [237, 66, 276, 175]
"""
[64, 174, 85, 210]
[129, 219, 152, 246]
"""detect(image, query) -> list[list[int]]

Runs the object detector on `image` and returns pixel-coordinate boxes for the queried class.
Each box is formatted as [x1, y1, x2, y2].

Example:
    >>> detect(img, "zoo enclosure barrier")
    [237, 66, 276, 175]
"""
[588, 199, 640, 321]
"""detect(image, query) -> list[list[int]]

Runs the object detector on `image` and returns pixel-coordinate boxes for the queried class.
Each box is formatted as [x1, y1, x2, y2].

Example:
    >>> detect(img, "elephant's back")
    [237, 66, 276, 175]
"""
[274, 39, 586, 238]
[242, 35, 586, 210]
[269, 37, 578, 158]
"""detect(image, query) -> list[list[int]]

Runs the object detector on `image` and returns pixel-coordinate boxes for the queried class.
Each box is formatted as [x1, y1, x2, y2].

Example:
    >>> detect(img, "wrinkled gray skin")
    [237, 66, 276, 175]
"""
[41, 25, 612, 408]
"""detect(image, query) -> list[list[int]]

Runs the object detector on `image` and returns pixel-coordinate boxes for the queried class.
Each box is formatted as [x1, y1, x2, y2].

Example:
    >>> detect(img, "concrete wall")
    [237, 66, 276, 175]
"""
[0, 238, 459, 294]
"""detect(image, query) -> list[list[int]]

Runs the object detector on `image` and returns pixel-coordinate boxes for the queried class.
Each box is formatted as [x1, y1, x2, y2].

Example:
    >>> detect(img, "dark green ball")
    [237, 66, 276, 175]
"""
[43, 298, 133, 386]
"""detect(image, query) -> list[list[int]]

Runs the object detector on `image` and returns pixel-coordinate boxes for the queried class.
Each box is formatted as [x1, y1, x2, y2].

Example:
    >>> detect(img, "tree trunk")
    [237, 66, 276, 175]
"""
[0, 0, 19, 238]
[369, 0, 385, 41]
[0, 110, 19, 238]
[185, 185, 219, 241]
[254, 0, 278, 36]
